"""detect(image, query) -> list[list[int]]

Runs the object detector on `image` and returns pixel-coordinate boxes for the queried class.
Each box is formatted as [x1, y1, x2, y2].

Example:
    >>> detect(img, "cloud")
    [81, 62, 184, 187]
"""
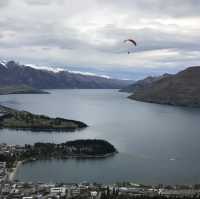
[25, 64, 65, 73]
[68, 70, 110, 79]
[24, 0, 65, 6]
[0, 0, 11, 8]
[24, 0, 53, 5]
[101, 0, 200, 18]
[0, 0, 200, 80]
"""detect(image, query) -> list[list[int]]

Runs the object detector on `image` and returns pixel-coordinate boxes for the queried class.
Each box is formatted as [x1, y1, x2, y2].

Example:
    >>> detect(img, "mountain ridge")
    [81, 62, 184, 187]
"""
[120, 74, 171, 93]
[0, 60, 132, 89]
[129, 66, 200, 107]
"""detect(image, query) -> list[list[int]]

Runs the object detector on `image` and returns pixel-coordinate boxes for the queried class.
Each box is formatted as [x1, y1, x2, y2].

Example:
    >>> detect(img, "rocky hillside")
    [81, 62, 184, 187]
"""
[130, 66, 200, 107]
[0, 61, 131, 89]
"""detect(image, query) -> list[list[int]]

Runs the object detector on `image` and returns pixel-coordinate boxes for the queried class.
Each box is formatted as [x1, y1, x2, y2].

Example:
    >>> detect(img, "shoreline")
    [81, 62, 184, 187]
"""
[7, 152, 117, 182]
[8, 160, 23, 181]
[62, 151, 117, 159]
[20, 152, 117, 163]
[22, 153, 116, 160]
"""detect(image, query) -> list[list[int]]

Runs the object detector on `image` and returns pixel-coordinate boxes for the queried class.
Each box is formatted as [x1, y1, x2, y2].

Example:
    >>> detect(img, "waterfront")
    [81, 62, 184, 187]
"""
[8, 161, 22, 181]
[1, 89, 200, 184]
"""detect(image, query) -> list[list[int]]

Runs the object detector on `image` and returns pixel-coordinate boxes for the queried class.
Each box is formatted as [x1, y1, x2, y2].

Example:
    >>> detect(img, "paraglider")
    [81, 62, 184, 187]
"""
[124, 39, 137, 46]
[124, 39, 137, 54]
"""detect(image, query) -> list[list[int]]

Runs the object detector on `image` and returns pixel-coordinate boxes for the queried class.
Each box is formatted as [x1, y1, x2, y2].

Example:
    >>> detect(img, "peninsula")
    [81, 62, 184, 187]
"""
[0, 85, 48, 95]
[0, 105, 87, 132]
[22, 139, 117, 159]
[0, 140, 117, 169]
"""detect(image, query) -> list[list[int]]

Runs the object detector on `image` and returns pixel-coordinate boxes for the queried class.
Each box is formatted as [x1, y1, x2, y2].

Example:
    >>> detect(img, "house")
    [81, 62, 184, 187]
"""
[91, 191, 98, 198]
[50, 187, 66, 196]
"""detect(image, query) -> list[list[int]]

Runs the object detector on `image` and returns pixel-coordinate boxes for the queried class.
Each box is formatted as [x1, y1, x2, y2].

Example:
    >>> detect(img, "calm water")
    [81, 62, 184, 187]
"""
[0, 89, 200, 184]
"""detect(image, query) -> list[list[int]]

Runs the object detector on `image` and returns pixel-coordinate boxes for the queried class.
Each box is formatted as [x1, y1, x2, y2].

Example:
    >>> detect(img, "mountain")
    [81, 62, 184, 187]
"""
[0, 61, 131, 89]
[120, 74, 170, 93]
[129, 66, 200, 107]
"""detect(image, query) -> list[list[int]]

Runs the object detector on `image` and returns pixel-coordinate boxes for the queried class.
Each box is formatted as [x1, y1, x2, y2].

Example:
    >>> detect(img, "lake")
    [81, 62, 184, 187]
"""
[0, 89, 200, 184]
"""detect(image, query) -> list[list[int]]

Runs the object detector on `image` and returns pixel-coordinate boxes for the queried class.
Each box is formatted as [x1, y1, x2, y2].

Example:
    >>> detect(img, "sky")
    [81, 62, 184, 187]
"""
[0, 0, 200, 80]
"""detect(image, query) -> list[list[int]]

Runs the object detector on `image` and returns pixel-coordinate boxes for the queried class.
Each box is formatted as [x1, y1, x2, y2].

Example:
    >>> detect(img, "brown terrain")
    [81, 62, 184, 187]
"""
[130, 66, 200, 107]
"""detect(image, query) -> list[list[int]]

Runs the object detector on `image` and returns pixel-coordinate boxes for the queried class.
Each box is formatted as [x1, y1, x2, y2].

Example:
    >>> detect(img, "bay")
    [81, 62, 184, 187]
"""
[0, 89, 200, 184]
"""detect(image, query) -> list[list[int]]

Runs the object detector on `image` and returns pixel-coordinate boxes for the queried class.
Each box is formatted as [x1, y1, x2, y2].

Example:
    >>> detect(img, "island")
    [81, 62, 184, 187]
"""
[0, 105, 87, 132]
[0, 85, 49, 95]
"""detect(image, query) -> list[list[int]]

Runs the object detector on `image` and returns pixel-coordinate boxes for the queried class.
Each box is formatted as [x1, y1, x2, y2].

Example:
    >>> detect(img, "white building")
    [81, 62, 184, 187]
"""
[50, 187, 66, 195]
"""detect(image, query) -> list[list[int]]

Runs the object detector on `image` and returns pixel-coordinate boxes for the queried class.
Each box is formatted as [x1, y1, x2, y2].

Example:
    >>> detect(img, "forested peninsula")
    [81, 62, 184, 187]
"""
[0, 105, 87, 132]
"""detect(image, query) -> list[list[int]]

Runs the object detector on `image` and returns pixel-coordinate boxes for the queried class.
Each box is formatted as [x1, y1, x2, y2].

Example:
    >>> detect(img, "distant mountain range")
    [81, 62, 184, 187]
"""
[120, 74, 170, 93]
[129, 66, 200, 107]
[0, 61, 132, 89]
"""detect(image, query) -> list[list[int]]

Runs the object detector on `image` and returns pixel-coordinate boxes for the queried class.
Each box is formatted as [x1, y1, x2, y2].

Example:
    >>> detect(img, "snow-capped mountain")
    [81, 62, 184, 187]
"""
[0, 60, 131, 89]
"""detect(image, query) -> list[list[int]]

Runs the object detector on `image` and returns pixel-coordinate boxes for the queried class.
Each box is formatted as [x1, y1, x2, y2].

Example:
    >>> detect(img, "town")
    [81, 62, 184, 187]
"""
[1, 144, 200, 198]
[1, 176, 200, 198]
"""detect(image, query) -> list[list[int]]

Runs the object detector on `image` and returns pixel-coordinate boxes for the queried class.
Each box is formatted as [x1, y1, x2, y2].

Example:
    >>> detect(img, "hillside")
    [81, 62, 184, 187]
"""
[130, 66, 200, 107]
[0, 61, 131, 89]
[120, 74, 170, 93]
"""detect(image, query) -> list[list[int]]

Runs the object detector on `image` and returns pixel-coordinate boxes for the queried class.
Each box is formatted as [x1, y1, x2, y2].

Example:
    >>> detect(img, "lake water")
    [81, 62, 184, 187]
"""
[1, 89, 200, 184]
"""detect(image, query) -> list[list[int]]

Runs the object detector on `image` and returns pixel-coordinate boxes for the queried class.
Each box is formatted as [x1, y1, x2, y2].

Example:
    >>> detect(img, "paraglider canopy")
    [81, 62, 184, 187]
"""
[123, 39, 137, 54]
[124, 39, 137, 46]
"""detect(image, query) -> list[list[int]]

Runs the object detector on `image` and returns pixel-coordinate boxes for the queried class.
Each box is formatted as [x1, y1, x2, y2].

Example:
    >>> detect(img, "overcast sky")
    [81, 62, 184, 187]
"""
[0, 0, 200, 79]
